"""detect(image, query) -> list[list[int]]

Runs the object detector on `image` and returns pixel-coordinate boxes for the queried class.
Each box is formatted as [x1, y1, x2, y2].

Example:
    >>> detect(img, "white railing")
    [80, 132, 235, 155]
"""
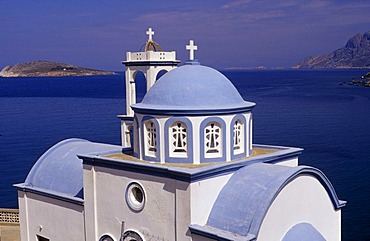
[126, 51, 177, 62]
[0, 209, 19, 224]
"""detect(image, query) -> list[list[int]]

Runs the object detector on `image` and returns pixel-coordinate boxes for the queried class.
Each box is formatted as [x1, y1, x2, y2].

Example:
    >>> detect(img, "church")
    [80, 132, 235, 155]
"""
[15, 28, 345, 241]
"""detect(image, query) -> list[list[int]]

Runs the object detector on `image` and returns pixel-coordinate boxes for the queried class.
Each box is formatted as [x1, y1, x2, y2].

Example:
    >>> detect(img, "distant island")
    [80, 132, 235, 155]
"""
[0, 60, 116, 77]
[224, 66, 286, 70]
[293, 31, 370, 69]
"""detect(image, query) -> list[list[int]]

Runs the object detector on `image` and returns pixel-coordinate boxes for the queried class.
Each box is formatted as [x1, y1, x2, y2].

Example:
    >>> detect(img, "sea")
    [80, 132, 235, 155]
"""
[0, 69, 369, 240]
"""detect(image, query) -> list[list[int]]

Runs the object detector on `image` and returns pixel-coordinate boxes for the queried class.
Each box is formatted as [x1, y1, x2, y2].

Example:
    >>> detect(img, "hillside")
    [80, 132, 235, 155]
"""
[293, 31, 370, 69]
[0, 60, 116, 77]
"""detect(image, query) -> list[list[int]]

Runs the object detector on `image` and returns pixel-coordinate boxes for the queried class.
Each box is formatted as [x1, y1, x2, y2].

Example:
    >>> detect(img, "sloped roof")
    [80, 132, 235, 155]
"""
[16, 139, 121, 202]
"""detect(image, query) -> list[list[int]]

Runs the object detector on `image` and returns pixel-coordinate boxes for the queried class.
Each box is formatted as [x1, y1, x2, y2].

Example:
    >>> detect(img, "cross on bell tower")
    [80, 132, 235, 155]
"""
[186, 40, 198, 61]
[146, 27, 154, 41]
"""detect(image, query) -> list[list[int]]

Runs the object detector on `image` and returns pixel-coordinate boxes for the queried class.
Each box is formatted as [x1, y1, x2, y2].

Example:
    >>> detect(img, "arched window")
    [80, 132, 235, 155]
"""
[144, 120, 157, 157]
[170, 121, 187, 157]
[99, 235, 114, 241]
[233, 119, 244, 155]
[165, 118, 193, 163]
[204, 122, 222, 158]
[123, 231, 143, 241]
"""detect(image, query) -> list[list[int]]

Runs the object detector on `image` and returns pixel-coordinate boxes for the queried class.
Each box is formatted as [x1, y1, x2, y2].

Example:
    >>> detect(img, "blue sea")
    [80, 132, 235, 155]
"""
[1, 70, 369, 240]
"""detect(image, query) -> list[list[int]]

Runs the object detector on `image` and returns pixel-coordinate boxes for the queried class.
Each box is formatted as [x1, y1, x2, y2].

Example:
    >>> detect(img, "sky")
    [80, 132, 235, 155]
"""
[1, 0, 370, 71]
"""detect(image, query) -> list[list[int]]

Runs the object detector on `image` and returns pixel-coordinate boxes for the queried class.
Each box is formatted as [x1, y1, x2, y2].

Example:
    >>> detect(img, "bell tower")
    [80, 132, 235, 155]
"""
[119, 27, 180, 148]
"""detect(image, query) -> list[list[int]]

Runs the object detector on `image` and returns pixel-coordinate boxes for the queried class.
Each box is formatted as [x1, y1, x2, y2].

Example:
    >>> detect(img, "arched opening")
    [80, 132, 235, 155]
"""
[281, 223, 326, 241]
[233, 119, 244, 155]
[200, 117, 226, 163]
[123, 230, 144, 241]
[134, 71, 146, 103]
[169, 121, 188, 158]
[204, 122, 222, 158]
[99, 235, 114, 241]
[165, 117, 193, 164]
[144, 119, 158, 158]
[156, 69, 168, 81]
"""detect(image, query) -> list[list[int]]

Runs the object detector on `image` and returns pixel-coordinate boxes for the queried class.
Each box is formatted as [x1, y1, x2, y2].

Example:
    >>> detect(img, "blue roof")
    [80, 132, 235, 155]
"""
[282, 223, 326, 241]
[22, 139, 121, 199]
[206, 163, 345, 238]
[132, 63, 255, 115]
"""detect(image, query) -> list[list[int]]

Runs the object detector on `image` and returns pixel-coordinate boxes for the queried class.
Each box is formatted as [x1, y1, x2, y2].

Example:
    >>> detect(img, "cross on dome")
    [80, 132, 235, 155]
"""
[186, 40, 198, 61]
[146, 27, 155, 41]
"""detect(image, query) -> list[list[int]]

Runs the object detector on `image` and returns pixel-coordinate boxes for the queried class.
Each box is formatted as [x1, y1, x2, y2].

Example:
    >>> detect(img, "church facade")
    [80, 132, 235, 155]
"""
[15, 28, 345, 241]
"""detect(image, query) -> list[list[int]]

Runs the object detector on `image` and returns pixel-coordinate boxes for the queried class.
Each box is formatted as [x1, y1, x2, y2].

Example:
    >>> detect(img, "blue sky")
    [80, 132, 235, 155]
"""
[1, 0, 370, 70]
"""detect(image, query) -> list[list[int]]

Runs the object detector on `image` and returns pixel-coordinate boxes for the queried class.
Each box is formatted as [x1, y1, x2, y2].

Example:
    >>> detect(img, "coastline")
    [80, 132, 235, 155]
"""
[0, 60, 117, 78]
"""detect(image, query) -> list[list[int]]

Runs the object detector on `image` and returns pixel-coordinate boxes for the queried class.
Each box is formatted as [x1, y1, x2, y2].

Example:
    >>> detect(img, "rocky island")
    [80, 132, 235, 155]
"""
[293, 31, 370, 69]
[0, 60, 116, 77]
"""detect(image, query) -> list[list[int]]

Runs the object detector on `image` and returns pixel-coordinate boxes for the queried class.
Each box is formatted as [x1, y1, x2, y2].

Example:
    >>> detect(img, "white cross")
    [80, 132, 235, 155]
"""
[186, 40, 198, 61]
[146, 27, 154, 41]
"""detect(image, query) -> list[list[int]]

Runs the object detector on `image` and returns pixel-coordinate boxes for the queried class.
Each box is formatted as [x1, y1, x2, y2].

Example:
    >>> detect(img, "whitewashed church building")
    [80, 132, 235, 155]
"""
[15, 28, 345, 241]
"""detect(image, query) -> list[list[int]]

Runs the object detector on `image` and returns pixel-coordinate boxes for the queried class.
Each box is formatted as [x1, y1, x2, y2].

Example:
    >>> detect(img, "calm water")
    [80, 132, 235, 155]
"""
[1, 70, 369, 240]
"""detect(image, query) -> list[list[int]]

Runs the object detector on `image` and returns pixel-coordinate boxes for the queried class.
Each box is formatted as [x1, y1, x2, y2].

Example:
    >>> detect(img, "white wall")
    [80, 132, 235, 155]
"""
[275, 157, 299, 167]
[17, 191, 85, 241]
[83, 164, 193, 241]
[257, 175, 341, 241]
[190, 173, 233, 226]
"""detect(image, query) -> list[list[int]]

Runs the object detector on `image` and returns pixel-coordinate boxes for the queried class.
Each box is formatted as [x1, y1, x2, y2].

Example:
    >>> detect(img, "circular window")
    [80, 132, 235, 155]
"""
[126, 182, 146, 211]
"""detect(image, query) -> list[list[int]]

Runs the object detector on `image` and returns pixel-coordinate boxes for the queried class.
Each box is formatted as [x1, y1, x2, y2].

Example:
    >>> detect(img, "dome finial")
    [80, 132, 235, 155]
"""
[146, 27, 154, 41]
[186, 40, 198, 61]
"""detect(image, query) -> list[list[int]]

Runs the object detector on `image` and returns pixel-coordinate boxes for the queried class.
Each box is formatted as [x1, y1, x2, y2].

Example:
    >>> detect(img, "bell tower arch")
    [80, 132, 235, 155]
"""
[119, 28, 180, 148]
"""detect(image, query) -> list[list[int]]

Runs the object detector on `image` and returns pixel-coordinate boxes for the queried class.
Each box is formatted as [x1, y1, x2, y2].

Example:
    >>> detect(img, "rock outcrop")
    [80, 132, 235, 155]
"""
[0, 60, 116, 77]
[293, 31, 370, 69]
[345, 72, 370, 87]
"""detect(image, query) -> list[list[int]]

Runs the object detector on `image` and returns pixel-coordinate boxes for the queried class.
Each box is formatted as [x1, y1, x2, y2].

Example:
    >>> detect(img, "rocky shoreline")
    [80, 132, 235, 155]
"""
[346, 80, 370, 87]
[341, 72, 370, 87]
[0, 60, 116, 77]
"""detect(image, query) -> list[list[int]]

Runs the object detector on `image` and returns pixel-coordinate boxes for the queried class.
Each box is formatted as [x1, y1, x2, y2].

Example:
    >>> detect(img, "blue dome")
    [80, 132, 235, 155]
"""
[24, 139, 121, 198]
[132, 63, 255, 115]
